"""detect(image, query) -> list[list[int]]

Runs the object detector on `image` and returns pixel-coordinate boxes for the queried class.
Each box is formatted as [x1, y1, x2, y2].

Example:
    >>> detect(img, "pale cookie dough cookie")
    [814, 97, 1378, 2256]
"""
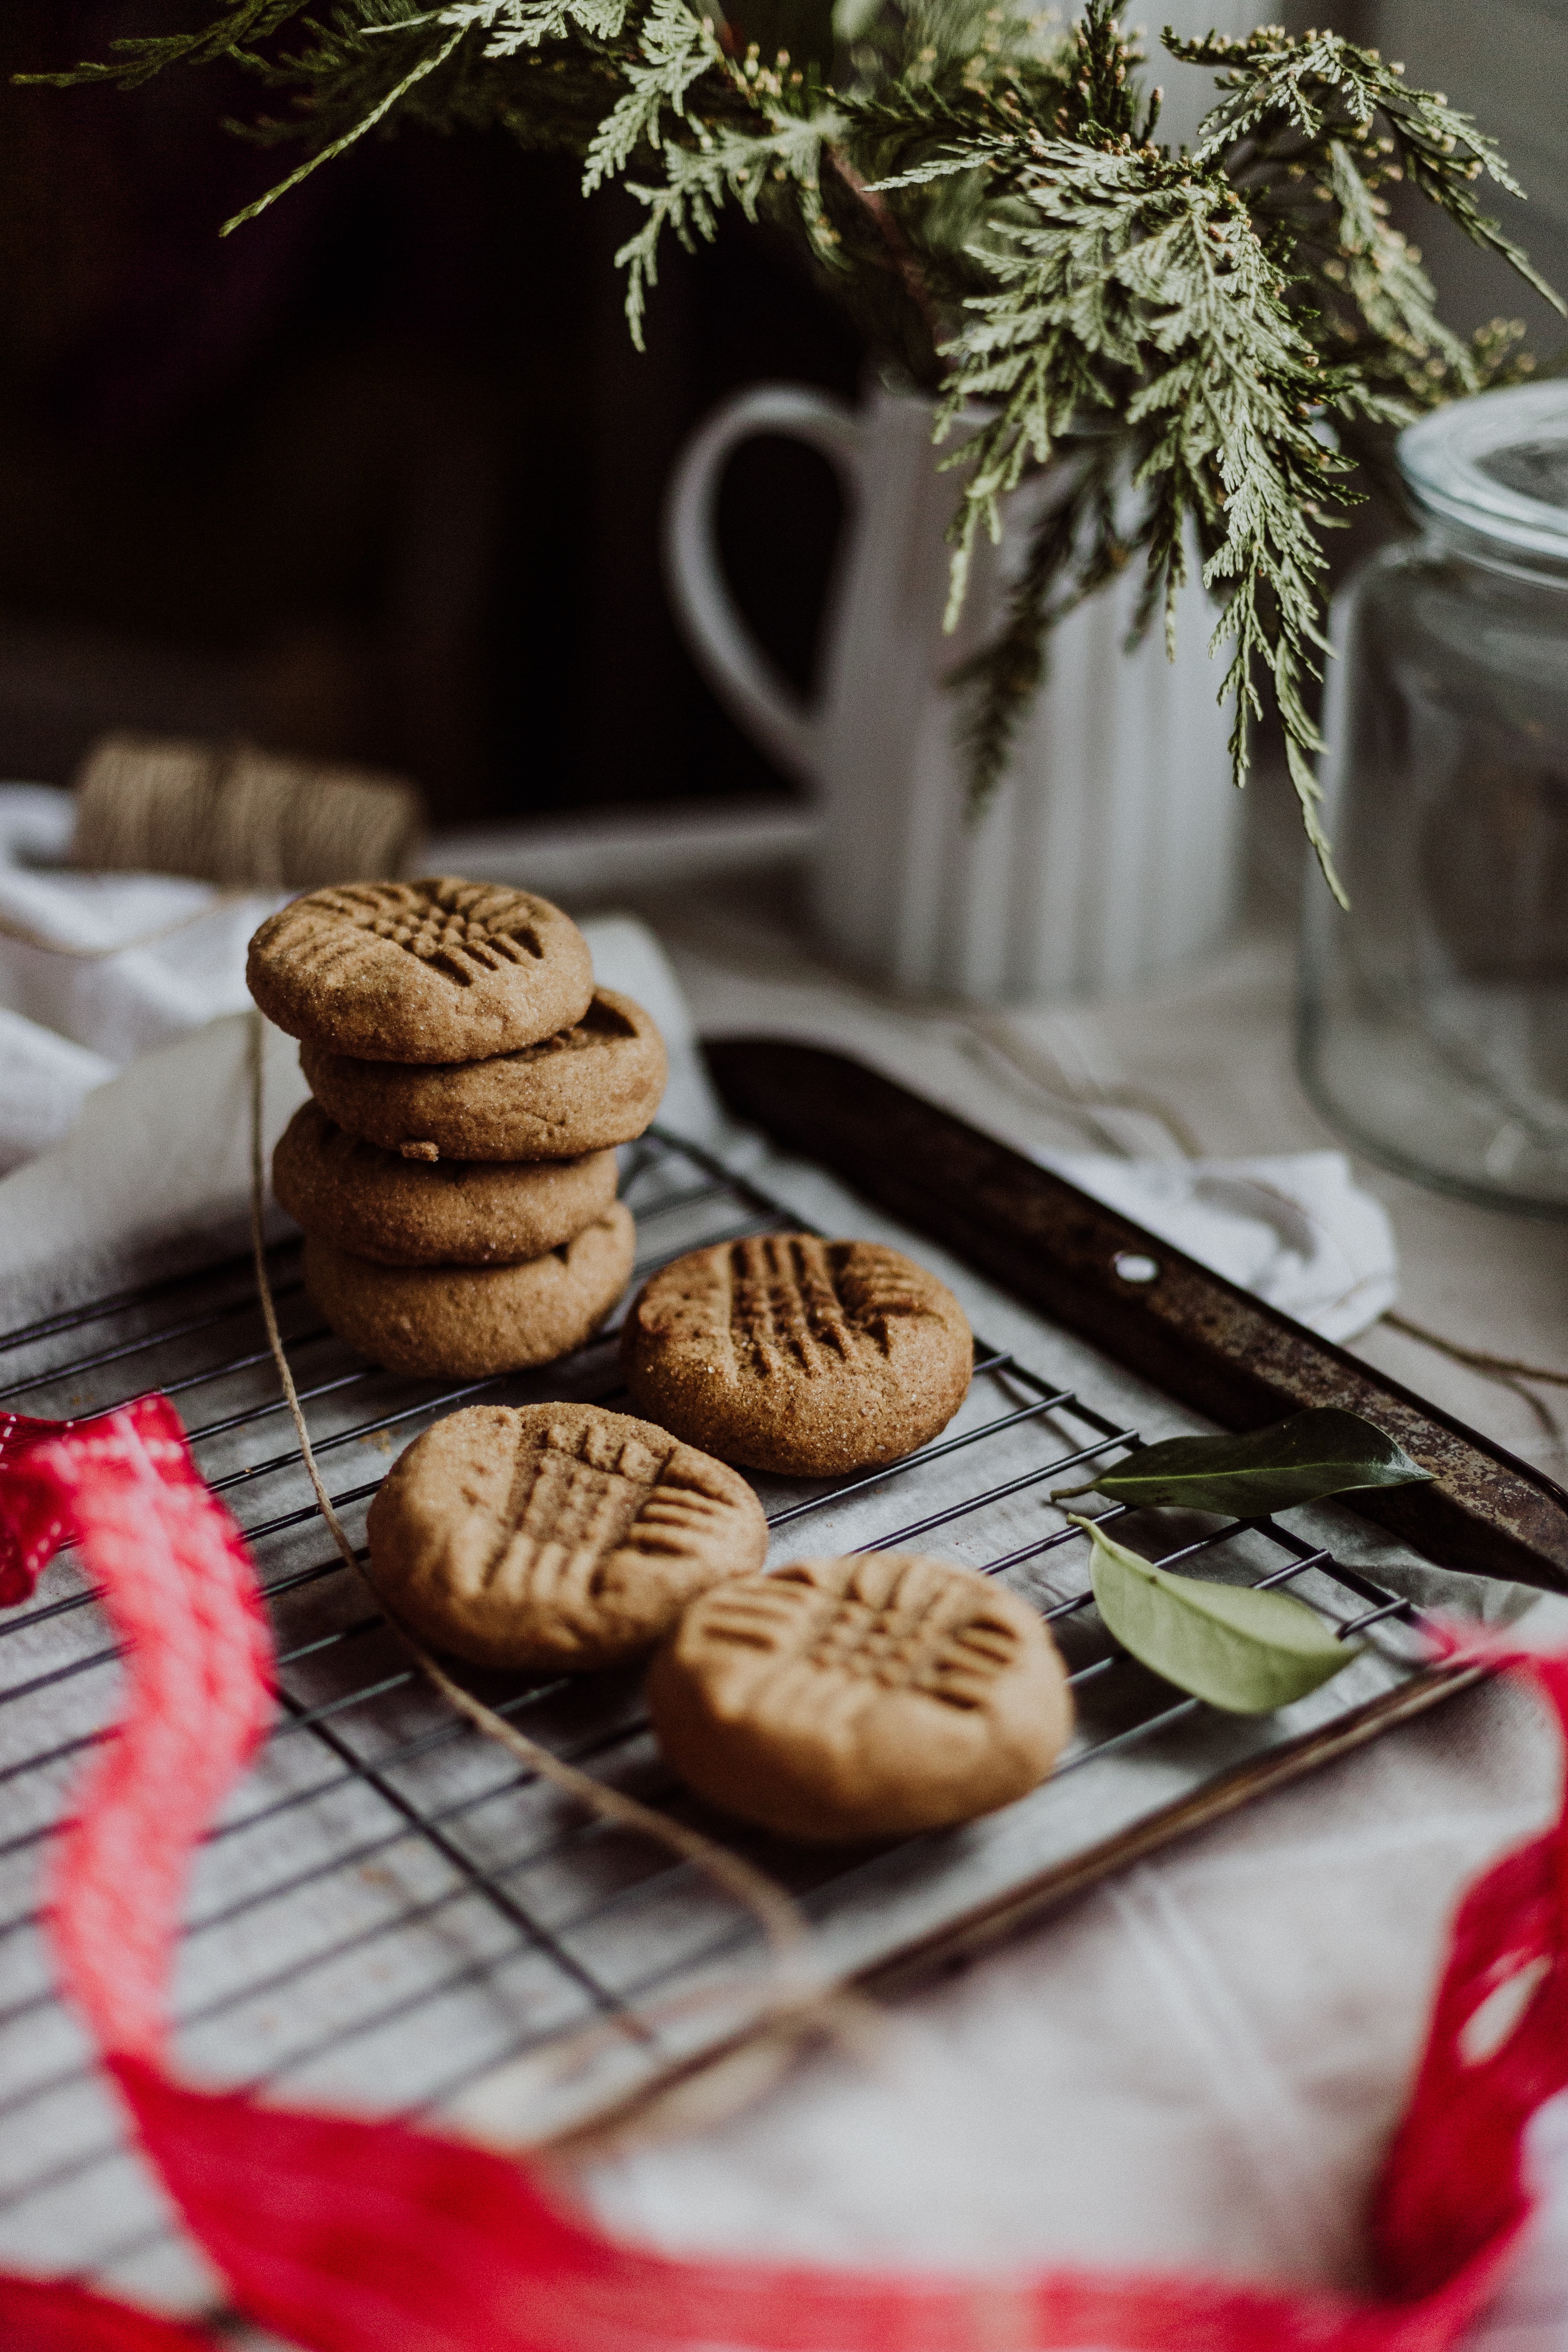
[303, 1201, 634, 1377]
[648, 1552, 1072, 1841]
[273, 1100, 617, 1267]
[247, 876, 594, 1062]
[366, 1401, 767, 1671]
[621, 1234, 973, 1477]
[298, 988, 666, 1162]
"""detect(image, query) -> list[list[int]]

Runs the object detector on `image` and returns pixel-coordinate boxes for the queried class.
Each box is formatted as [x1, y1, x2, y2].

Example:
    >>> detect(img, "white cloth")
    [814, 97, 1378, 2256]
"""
[3, 790, 1561, 2342]
[0, 787, 1397, 1346]
[0, 904, 706, 1330]
[1038, 1150, 1397, 1342]
[0, 1006, 114, 1175]
[569, 884, 1568, 2338]
[587, 1665, 1565, 2298]
[0, 785, 286, 1064]
[0, 789, 713, 1321]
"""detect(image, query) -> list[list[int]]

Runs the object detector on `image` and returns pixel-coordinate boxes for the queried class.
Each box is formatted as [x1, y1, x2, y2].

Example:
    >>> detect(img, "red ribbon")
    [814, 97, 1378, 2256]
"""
[0, 1397, 1566, 2350]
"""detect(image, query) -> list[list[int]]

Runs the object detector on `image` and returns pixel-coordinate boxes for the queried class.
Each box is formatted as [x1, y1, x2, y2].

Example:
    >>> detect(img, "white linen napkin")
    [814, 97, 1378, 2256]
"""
[8, 787, 1568, 2342]
[0, 782, 1397, 1346]
[0, 786, 286, 1068]
[0, 1007, 115, 1176]
[1036, 1149, 1397, 1342]
[0, 908, 706, 1329]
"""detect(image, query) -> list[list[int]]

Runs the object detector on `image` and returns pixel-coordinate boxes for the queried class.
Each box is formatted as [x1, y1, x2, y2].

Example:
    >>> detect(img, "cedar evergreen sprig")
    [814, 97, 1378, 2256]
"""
[879, 135, 1350, 867]
[28, 3, 1561, 889]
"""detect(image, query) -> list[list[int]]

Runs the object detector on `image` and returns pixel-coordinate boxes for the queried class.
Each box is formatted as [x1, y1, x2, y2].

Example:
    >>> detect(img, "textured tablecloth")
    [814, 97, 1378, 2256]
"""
[568, 872, 1568, 2348]
[6, 825, 1568, 2346]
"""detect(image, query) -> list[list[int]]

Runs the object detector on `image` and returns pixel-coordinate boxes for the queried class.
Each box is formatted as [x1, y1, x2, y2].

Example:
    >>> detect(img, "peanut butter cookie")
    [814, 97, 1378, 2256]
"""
[366, 1402, 767, 1671]
[647, 1552, 1072, 1841]
[298, 987, 666, 1162]
[303, 1200, 634, 1377]
[247, 876, 594, 1062]
[621, 1234, 973, 1477]
[273, 1100, 617, 1267]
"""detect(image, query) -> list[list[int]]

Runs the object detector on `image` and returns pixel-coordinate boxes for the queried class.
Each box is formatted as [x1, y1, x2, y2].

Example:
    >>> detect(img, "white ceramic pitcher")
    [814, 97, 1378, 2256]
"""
[663, 379, 1242, 1003]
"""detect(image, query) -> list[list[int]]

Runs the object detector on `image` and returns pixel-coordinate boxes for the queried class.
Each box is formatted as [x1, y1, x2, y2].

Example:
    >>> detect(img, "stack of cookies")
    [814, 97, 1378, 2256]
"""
[248, 876, 667, 1379]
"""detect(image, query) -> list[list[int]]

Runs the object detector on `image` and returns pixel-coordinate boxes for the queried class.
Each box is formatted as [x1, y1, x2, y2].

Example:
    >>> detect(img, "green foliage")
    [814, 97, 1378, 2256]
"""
[1073, 1513, 1359, 1715]
[24, 0, 311, 87]
[885, 129, 1352, 869]
[1054, 1406, 1432, 1516]
[24, 3, 1562, 883]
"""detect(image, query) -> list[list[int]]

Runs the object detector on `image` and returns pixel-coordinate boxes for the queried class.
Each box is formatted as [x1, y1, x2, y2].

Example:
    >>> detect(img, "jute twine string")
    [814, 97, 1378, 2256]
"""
[74, 733, 424, 892]
[0, 733, 424, 962]
[245, 1011, 875, 2152]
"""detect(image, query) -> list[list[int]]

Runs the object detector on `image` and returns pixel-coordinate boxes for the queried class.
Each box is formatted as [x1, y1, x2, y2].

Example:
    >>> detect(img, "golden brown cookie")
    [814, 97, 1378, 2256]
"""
[647, 1553, 1071, 1841]
[621, 1234, 973, 1477]
[247, 877, 594, 1062]
[366, 1402, 767, 1671]
[303, 1201, 635, 1377]
[273, 1100, 617, 1267]
[298, 988, 667, 1162]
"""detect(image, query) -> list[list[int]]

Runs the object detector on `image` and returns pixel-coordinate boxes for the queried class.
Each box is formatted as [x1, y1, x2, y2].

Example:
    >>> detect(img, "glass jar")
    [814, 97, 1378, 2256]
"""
[1298, 382, 1568, 1210]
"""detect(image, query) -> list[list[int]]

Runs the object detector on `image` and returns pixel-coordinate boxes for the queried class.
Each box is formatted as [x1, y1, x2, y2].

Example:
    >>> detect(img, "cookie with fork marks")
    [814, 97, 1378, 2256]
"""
[621, 1234, 973, 1477]
[302, 1200, 634, 1380]
[647, 1552, 1072, 1841]
[366, 1401, 769, 1671]
[299, 987, 667, 1162]
[247, 876, 594, 1062]
[273, 1099, 618, 1265]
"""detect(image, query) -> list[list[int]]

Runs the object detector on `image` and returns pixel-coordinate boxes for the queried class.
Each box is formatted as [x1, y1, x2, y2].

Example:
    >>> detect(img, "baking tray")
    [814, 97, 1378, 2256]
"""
[0, 1038, 1561, 2314]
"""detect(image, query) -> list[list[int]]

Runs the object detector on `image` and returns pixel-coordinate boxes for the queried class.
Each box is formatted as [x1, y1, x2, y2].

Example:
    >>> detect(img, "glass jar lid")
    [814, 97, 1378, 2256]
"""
[1398, 380, 1568, 565]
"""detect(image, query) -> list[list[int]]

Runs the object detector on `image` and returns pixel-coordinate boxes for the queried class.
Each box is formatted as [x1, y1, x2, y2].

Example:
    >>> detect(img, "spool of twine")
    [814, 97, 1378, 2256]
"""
[71, 732, 426, 890]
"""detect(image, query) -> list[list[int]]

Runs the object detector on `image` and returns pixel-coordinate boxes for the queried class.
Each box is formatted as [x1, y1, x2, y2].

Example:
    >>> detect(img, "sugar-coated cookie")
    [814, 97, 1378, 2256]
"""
[299, 988, 666, 1162]
[647, 1552, 1072, 1841]
[303, 1201, 634, 1377]
[248, 877, 594, 1062]
[621, 1234, 973, 1477]
[366, 1402, 768, 1671]
[273, 1101, 616, 1267]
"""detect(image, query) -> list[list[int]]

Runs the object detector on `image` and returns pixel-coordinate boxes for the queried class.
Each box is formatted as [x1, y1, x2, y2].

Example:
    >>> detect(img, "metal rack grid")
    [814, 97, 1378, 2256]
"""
[0, 1123, 1440, 2309]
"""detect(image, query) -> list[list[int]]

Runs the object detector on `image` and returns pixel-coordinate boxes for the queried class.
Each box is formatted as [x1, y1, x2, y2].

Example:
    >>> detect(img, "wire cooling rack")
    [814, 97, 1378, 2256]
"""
[0, 1120, 1463, 2311]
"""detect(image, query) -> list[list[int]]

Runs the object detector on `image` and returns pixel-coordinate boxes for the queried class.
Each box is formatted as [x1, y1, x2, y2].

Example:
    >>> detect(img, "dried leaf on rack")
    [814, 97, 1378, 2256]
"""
[1056, 1407, 1432, 1518]
[1073, 1513, 1360, 1714]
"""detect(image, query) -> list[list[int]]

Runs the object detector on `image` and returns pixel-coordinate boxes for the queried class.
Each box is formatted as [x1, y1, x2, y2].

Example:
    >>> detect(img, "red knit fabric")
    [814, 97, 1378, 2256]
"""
[0, 2274, 216, 2352]
[0, 1396, 1564, 2350]
[15, 1399, 273, 2058]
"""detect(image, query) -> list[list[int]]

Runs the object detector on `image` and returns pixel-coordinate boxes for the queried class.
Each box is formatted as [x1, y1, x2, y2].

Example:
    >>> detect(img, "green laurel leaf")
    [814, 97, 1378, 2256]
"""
[1058, 1407, 1432, 1518]
[1073, 1514, 1360, 1714]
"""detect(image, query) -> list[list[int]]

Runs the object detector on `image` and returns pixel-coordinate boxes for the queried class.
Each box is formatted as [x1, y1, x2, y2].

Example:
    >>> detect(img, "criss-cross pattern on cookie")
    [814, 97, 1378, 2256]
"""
[484, 1419, 738, 1607]
[698, 1560, 1022, 1712]
[328, 881, 546, 986]
[509, 992, 640, 1064]
[724, 1236, 931, 1378]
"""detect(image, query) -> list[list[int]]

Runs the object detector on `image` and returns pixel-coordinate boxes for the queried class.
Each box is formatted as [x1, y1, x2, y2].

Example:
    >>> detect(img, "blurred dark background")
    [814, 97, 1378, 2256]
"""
[0, 3, 1561, 835]
[0, 2, 863, 824]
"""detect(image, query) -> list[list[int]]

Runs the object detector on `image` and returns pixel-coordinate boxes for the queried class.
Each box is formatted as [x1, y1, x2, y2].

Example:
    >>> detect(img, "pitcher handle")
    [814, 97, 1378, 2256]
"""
[662, 385, 864, 791]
